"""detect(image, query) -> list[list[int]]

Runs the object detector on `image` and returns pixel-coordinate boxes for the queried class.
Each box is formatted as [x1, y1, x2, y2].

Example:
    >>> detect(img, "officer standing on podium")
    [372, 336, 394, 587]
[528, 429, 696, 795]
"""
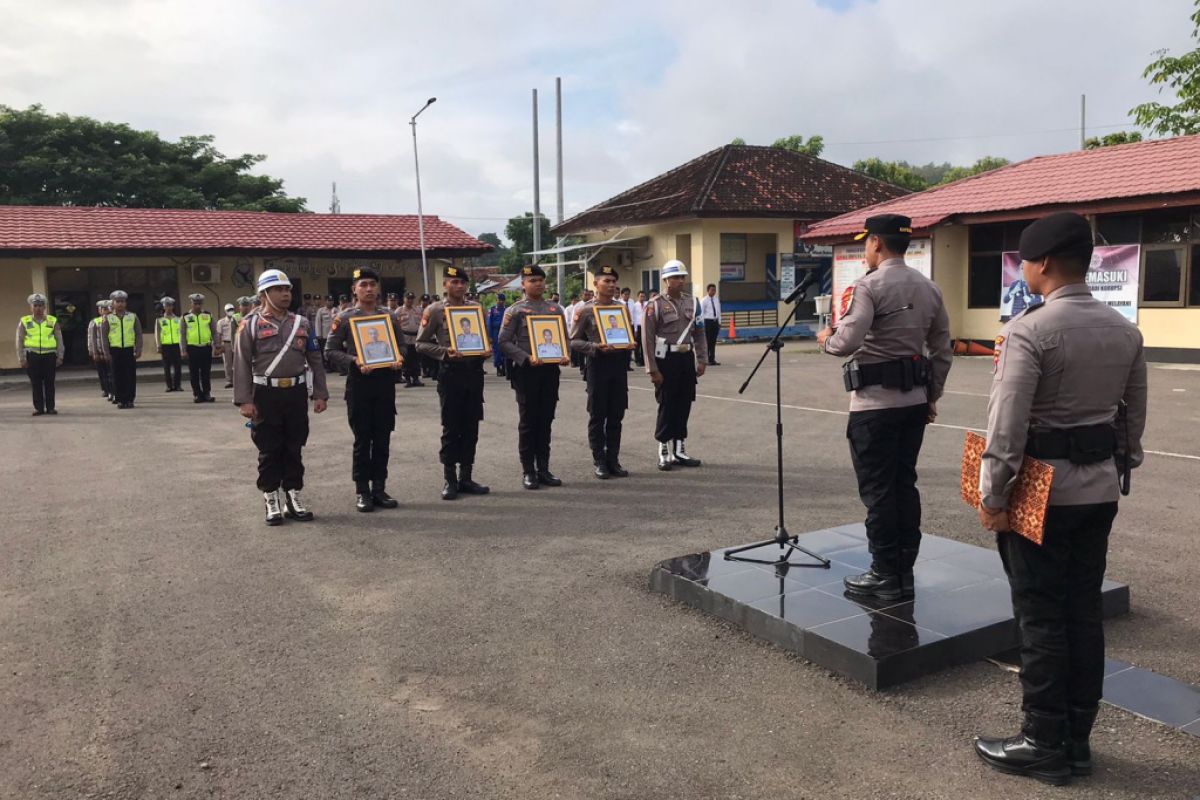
[817, 213, 953, 603]
[972, 212, 1147, 785]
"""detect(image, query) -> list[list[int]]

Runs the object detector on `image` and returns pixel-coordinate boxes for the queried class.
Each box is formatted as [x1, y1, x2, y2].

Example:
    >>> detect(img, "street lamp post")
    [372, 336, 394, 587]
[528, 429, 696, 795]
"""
[410, 97, 437, 296]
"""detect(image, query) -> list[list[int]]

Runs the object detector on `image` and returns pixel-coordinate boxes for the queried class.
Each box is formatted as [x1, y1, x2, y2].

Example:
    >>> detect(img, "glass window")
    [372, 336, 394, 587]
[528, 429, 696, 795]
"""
[1002, 220, 1034, 252]
[1141, 211, 1191, 244]
[1142, 247, 1184, 303]
[1096, 215, 1141, 246]
[1190, 245, 1200, 307]
[719, 234, 747, 263]
[968, 254, 1002, 308]
[970, 224, 1004, 253]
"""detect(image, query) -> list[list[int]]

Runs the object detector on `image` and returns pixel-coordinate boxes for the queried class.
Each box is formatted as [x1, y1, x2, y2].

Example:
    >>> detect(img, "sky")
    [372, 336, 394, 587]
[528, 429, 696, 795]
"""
[1, 0, 1195, 242]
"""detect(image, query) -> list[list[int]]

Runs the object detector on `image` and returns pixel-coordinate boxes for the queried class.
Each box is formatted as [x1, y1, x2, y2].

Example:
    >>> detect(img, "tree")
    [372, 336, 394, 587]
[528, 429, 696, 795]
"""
[771, 134, 825, 157]
[730, 137, 746, 145]
[0, 105, 306, 211]
[1084, 131, 1144, 149]
[1131, 1, 1200, 136]
[500, 212, 552, 271]
[936, 156, 1010, 185]
[475, 232, 505, 267]
[852, 158, 929, 191]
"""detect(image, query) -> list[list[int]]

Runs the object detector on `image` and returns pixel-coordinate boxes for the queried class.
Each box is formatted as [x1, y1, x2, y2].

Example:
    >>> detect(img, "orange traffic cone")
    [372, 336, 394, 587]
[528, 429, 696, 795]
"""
[728, 316, 736, 341]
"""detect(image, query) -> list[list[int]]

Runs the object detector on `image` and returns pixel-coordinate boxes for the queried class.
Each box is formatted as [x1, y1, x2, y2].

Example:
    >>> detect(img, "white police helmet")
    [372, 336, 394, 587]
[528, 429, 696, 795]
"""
[224, 303, 235, 312]
[109, 290, 128, 301]
[661, 260, 688, 279]
[161, 296, 175, 306]
[256, 269, 292, 293]
[188, 292, 205, 303]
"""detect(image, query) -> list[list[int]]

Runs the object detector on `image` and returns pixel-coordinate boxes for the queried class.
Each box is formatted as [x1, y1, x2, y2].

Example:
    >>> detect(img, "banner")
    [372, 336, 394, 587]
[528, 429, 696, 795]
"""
[830, 239, 931, 324]
[1001, 245, 1139, 323]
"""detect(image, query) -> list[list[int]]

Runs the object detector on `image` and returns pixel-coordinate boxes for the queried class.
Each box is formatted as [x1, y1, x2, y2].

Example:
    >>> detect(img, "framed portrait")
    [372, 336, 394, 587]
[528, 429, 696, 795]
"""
[349, 314, 403, 371]
[527, 314, 570, 365]
[593, 304, 634, 350]
[447, 306, 490, 356]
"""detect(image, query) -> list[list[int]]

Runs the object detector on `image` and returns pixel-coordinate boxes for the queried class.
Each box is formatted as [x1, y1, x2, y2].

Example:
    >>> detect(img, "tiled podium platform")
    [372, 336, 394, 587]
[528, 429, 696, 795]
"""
[650, 524, 1130, 689]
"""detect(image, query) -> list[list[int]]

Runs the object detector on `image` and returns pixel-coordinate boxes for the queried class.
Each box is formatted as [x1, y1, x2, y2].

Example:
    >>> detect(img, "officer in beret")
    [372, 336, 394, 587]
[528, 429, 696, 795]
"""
[155, 297, 184, 392]
[325, 267, 404, 512]
[88, 300, 115, 401]
[100, 290, 143, 409]
[973, 212, 1147, 784]
[386, 292, 400, 313]
[394, 291, 425, 388]
[16, 293, 63, 416]
[416, 265, 491, 500]
[570, 264, 632, 479]
[498, 265, 568, 488]
[817, 213, 953, 602]
[180, 292, 220, 403]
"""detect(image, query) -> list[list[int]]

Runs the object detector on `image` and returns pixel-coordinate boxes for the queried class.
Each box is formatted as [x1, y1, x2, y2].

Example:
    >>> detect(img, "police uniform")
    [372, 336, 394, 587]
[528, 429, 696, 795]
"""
[641, 261, 708, 470]
[88, 300, 114, 401]
[487, 297, 507, 376]
[497, 265, 567, 488]
[394, 292, 425, 387]
[973, 213, 1147, 784]
[235, 270, 329, 525]
[314, 295, 335, 369]
[16, 294, 63, 416]
[156, 298, 184, 392]
[325, 268, 403, 511]
[570, 265, 633, 479]
[821, 214, 953, 601]
[100, 291, 143, 409]
[180, 294, 220, 402]
[418, 294, 439, 380]
[415, 266, 490, 500]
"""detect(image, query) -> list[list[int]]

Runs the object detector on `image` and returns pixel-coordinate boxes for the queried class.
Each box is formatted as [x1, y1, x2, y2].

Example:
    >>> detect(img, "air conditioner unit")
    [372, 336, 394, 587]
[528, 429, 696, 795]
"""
[191, 263, 221, 283]
[617, 251, 633, 267]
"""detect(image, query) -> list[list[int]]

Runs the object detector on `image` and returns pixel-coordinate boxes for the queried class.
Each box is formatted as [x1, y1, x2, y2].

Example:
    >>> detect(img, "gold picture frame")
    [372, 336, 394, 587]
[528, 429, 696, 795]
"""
[447, 306, 490, 357]
[349, 314, 403, 371]
[527, 314, 570, 365]
[593, 304, 634, 349]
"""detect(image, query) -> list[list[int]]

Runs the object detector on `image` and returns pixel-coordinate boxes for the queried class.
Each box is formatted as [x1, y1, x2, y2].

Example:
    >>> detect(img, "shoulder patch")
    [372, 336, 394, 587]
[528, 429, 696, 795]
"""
[840, 285, 856, 317]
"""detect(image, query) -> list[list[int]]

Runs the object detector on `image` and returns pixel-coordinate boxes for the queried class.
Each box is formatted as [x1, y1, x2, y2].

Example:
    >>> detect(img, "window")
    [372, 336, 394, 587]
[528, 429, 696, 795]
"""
[967, 224, 1004, 308]
[1141, 246, 1185, 304]
[1190, 245, 1200, 307]
[1096, 214, 1141, 246]
[1142, 211, 1191, 244]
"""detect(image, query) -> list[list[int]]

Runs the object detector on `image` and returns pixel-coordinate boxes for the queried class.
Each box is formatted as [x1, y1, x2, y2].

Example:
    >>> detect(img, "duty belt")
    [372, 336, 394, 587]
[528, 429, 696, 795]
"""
[24, 348, 57, 355]
[665, 344, 691, 353]
[1025, 424, 1116, 465]
[843, 356, 930, 392]
[253, 373, 306, 388]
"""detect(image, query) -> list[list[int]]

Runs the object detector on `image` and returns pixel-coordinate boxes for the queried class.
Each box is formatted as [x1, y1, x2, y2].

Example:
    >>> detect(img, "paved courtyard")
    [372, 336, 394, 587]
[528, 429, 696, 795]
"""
[3, 343, 1199, 799]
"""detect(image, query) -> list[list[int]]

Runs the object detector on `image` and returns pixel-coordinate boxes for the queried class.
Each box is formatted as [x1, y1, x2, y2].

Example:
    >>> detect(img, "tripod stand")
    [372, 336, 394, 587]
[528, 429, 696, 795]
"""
[723, 296, 830, 569]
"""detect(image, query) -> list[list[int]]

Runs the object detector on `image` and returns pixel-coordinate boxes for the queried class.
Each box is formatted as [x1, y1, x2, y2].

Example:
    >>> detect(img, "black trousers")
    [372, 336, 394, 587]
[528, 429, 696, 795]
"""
[633, 326, 645, 367]
[186, 345, 213, 397]
[161, 344, 182, 389]
[110, 348, 137, 405]
[846, 403, 929, 572]
[95, 358, 112, 396]
[510, 363, 559, 467]
[438, 360, 485, 466]
[653, 352, 697, 442]
[402, 340, 420, 380]
[251, 384, 309, 492]
[346, 372, 396, 491]
[704, 319, 720, 363]
[586, 353, 629, 459]
[26, 352, 57, 412]
[998, 502, 1117, 719]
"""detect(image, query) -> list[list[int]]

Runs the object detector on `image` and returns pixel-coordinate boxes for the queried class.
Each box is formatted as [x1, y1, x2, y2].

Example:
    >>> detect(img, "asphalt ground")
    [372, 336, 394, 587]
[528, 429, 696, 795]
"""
[2, 343, 1198, 799]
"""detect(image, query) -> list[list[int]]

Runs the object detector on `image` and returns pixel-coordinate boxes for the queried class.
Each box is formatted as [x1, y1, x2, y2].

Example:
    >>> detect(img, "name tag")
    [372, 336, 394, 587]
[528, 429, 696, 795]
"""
[258, 326, 278, 339]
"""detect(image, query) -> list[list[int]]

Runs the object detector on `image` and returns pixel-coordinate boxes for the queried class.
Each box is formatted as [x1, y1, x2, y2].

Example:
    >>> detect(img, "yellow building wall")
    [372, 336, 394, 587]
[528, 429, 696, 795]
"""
[1137, 308, 1200, 350]
[1, 259, 36, 369]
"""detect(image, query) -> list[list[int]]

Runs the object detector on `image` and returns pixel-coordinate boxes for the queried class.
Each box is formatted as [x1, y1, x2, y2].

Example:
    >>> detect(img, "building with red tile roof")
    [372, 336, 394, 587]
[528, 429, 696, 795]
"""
[801, 135, 1200, 361]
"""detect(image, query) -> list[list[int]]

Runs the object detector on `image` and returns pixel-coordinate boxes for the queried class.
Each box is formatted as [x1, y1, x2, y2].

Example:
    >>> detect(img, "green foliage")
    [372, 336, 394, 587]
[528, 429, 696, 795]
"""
[852, 158, 930, 191]
[0, 105, 306, 211]
[1130, 1, 1200, 136]
[730, 137, 746, 145]
[501, 212, 552, 270]
[1084, 131, 1144, 149]
[770, 134, 825, 157]
[476, 232, 504, 267]
[853, 155, 1010, 191]
[936, 156, 1011, 185]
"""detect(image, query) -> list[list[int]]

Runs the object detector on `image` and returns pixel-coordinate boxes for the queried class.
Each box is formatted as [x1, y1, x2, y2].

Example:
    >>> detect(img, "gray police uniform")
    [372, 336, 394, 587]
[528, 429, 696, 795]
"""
[570, 297, 632, 475]
[415, 300, 488, 473]
[642, 292, 708, 458]
[823, 257, 953, 583]
[498, 296, 567, 481]
[395, 303, 424, 385]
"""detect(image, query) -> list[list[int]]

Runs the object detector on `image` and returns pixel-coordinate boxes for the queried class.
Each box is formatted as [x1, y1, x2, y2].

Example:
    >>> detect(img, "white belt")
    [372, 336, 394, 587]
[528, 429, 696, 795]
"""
[253, 374, 306, 388]
[666, 343, 692, 353]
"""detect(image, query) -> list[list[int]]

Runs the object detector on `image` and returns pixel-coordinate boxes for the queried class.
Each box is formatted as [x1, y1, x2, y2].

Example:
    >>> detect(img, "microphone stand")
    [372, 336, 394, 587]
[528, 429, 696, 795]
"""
[724, 279, 830, 569]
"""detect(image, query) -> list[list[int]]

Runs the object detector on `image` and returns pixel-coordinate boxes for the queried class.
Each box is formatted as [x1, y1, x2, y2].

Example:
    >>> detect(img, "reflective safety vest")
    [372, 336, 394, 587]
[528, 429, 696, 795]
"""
[21, 314, 57, 352]
[107, 313, 137, 349]
[185, 312, 213, 346]
[158, 316, 181, 345]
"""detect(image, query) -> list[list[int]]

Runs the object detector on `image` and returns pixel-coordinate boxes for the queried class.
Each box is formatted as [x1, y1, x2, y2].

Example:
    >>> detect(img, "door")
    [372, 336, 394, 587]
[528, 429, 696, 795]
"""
[50, 291, 91, 366]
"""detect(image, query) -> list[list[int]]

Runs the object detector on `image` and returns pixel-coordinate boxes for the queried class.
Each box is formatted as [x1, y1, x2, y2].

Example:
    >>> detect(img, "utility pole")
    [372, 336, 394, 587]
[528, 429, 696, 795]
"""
[411, 97, 437, 296]
[329, 182, 341, 214]
[555, 77, 565, 298]
[1080, 94, 1087, 150]
[532, 89, 541, 264]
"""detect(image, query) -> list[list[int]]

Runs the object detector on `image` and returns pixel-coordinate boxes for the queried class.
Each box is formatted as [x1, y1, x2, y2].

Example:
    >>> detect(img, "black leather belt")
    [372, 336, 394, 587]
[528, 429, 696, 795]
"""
[1025, 424, 1116, 464]
[843, 356, 930, 392]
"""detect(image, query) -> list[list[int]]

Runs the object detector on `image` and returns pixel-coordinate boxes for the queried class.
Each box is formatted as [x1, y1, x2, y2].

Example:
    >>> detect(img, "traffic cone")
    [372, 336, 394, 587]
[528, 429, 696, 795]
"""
[728, 316, 736, 341]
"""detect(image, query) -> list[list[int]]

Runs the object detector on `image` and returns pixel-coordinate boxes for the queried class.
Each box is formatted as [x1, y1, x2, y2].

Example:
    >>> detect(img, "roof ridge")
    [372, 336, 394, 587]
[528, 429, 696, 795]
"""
[693, 144, 733, 213]
[0, 205, 437, 221]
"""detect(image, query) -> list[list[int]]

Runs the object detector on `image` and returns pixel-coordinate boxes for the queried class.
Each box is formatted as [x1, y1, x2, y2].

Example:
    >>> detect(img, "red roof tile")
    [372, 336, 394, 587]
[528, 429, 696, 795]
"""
[552, 144, 909, 235]
[0, 206, 491, 253]
[802, 134, 1200, 242]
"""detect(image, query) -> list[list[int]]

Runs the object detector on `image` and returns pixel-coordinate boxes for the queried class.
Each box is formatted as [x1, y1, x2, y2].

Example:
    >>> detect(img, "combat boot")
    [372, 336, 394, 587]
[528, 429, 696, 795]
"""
[606, 444, 629, 478]
[457, 464, 490, 495]
[843, 566, 903, 602]
[521, 458, 540, 490]
[899, 548, 920, 599]
[283, 489, 314, 521]
[1066, 706, 1098, 776]
[975, 712, 1070, 785]
[371, 481, 399, 509]
[593, 452, 611, 480]
[264, 490, 284, 526]
[672, 439, 701, 467]
[441, 465, 459, 501]
[657, 441, 674, 471]
[536, 454, 562, 487]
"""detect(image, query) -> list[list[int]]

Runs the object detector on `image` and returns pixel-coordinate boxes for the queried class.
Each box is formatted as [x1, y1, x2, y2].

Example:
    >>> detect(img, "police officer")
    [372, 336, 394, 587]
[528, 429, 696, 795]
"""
[418, 294, 440, 381]
[386, 292, 400, 313]
[498, 265, 568, 489]
[238, 296, 253, 321]
[817, 214, 953, 602]
[88, 300, 114, 401]
[487, 293, 507, 377]
[394, 291, 425, 388]
[314, 294, 335, 369]
[570, 265, 632, 479]
[100, 290, 143, 409]
[972, 212, 1147, 785]
[217, 303, 238, 388]
[180, 292, 220, 403]
[155, 296, 184, 392]
[234, 269, 329, 525]
[325, 267, 404, 512]
[16, 293, 63, 416]
[642, 260, 708, 471]
[416, 265, 491, 500]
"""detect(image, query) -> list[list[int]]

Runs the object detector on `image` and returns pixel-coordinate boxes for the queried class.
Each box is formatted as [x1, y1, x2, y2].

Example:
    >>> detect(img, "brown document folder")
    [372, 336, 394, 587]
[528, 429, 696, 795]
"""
[961, 431, 1054, 545]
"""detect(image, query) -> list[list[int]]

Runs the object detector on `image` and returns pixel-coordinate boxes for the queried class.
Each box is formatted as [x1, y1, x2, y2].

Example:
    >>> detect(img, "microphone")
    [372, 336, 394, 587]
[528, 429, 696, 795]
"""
[784, 269, 820, 304]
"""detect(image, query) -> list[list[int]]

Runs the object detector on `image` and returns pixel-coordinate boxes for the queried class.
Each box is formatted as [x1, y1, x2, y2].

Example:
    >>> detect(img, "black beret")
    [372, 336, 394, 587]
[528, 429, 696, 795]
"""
[521, 264, 546, 278]
[1018, 212, 1094, 261]
[420, 294, 431, 301]
[444, 265, 466, 280]
[405, 291, 415, 299]
[325, 294, 335, 301]
[302, 293, 312, 299]
[352, 266, 380, 283]
[853, 213, 913, 241]
[338, 294, 350, 301]
[386, 292, 398, 299]
[593, 264, 619, 278]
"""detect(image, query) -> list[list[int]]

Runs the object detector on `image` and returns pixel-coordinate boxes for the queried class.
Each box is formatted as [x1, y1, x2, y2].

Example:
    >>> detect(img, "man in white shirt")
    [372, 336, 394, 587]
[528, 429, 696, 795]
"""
[700, 283, 722, 366]
[628, 289, 646, 367]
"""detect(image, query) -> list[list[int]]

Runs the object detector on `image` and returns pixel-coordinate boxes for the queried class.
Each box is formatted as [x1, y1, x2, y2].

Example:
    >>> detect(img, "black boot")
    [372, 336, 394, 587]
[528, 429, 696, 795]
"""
[900, 548, 919, 599]
[441, 465, 459, 501]
[522, 459, 540, 490]
[843, 566, 903, 602]
[458, 464, 489, 495]
[536, 454, 562, 487]
[355, 488, 375, 512]
[593, 452, 611, 480]
[606, 444, 629, 477]
[1066, 706, 1098, 776]
[372, 482, 399, 509]
[975, 712, 1070, 786]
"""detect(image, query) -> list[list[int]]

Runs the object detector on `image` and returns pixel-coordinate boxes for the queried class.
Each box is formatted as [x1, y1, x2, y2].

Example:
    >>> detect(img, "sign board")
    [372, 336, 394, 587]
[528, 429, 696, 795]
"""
[263, 257, 411, 278]
[830, 239, 932, 324]
[1000, 245, 1140, 323]
[794, 221, 833, 258]
[720, 263, 745, 281]
[780, 253, 796, 298]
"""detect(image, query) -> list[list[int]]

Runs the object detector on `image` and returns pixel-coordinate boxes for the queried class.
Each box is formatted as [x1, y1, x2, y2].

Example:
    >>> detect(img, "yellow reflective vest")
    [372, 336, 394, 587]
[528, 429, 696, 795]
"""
[21, 314, 58, 352]
[107, 313, 137, 349]
[184, 312, 213, 346]
[158, 316, 181, 345]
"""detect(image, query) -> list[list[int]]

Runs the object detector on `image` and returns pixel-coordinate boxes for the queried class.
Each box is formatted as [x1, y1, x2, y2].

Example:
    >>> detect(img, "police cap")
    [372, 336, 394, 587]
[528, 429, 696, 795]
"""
[302, 293, 312, 300]
[109, 290, 128, 301]
[1018, 212, 1094, 262]
[405, 291, 415, 299]
[387, 292, 398, 299]
[853, 213, 913, 241]
[326, 294, 336, 301]
[444, 265, 466, 281]
[161, 296, 176, 306]
[351, 266, 380, 283]
[592, 264, 619, 279]
[27, 293, 46, 305]
[188, 292, 205, 303]
[521, 264, 546, 279]
[338, 294, 350, 302]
